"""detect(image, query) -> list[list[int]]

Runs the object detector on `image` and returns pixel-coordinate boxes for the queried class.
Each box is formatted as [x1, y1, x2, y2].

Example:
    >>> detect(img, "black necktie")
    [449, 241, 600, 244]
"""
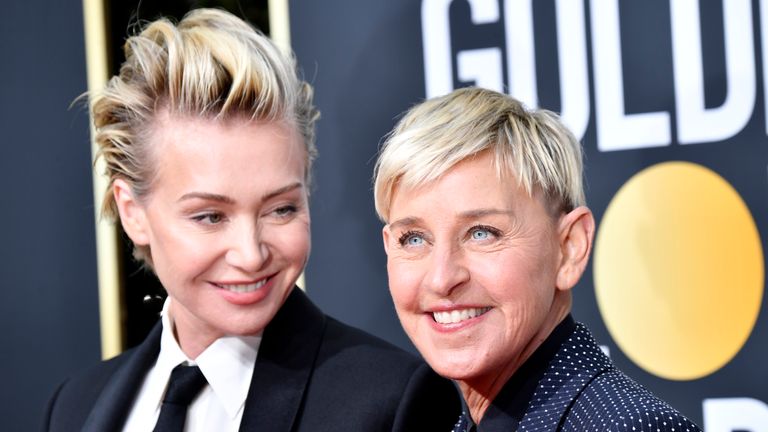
[153, 365, 208, 432]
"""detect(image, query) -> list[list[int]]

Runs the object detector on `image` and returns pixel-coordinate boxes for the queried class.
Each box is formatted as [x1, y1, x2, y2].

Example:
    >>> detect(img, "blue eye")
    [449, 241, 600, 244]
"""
[407, 235, 424, 246]
[470, 225, 499, 241]
[398, 230, 425, 247]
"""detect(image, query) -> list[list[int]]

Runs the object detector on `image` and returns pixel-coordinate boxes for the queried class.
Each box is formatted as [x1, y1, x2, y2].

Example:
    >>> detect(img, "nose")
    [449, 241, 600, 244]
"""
[225, 221, 269, 272]
[423, 243, 469, 296]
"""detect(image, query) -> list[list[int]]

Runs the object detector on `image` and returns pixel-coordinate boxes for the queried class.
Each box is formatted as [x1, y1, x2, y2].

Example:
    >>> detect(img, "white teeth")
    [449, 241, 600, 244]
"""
[219, 279, 267, 293]
[432, 307, 491, 324]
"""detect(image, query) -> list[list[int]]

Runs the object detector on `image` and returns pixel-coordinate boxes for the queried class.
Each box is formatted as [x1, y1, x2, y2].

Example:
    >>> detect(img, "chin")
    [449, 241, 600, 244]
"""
[216, 312, 274, 337]
[420, 346, 484, 381]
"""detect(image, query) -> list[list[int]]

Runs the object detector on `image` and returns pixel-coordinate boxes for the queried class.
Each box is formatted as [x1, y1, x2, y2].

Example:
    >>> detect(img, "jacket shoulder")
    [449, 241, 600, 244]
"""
[41, 349, 135, 432]
[562, 369, 702, 431]
[321, 316, 423, 368]
[314, 316, 439, 393]
[296, 316, 461, 432]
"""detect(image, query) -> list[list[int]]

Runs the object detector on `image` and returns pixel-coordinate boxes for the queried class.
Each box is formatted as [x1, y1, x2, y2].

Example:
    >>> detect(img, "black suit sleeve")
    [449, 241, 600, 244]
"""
[37, 353, 132, 432]
[391, 363, 462, 432]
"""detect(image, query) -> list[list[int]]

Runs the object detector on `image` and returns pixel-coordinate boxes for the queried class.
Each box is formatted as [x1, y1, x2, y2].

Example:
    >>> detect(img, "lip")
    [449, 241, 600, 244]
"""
[426, 305, 492, 333]
[212, 274, 276, 306]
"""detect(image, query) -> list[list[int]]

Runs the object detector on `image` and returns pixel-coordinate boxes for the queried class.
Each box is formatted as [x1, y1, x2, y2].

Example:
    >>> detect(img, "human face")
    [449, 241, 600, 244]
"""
[117, 114, 310, 358]
[383, 152, 570, 388]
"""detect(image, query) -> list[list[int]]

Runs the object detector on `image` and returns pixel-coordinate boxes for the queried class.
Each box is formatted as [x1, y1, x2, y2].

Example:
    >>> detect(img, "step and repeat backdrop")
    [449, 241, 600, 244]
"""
[0, 0, 100, 431]
[292, 0, 767, 427]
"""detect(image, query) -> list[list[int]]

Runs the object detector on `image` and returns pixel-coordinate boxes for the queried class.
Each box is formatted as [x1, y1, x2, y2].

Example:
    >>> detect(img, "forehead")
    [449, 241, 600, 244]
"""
[150, 112, 302, 155]
[144, 114, 306, 193]
[387, 152, 562, 227]
[390, 155, 519, 213]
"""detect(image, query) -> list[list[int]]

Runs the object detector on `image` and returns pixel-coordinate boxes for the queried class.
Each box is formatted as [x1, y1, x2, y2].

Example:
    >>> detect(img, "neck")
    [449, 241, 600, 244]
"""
[168, 301, 219, 359]
[459, 292, 572, 423]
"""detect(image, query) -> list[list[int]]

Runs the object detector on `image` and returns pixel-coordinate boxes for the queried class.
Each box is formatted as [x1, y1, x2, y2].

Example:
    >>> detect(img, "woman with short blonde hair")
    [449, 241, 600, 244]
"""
[375, 87, 700, 431]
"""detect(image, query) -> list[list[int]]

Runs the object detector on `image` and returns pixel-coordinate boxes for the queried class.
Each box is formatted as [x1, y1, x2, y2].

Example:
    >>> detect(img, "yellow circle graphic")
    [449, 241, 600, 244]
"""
[594, 161, 763, 380]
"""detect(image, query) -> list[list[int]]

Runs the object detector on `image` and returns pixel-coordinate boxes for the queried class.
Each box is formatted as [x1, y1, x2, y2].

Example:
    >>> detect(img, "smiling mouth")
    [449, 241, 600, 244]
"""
[214, 277, 269, 293]
[432, 307, 491, 324]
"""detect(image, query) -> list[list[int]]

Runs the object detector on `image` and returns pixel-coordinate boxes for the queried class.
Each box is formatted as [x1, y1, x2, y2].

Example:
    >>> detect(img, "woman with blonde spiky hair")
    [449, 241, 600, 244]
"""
[374, 87, 701, 432]
[42, 9, 459, 431]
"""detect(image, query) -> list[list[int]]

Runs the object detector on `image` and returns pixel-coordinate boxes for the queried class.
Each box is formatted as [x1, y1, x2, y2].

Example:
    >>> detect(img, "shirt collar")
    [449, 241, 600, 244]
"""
[471, 315, 577, 431]
[157, 297, 262, 419]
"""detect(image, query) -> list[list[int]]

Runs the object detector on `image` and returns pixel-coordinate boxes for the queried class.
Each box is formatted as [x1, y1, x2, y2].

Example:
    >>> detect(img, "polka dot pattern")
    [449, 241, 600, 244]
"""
[453, 324, 702, 431]
[521, 324, 700, 431]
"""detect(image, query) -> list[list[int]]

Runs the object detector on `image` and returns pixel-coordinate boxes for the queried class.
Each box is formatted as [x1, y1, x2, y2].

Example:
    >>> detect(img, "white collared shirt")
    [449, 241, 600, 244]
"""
[122, 298, 261, 432]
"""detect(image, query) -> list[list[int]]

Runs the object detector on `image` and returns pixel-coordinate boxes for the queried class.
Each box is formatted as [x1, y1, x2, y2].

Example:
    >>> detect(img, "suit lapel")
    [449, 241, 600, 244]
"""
[518, 324, 613, 430]
[81, 322, 162, 432]
[238, 288, 326, 432]
[80, 288, 324, 432]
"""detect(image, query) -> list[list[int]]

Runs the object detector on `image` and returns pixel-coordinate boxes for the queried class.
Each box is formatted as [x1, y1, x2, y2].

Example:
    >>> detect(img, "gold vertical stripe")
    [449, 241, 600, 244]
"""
[268, 0, 292, 53]
[83, 0, 125, 359]
[268, 0, 306, 291]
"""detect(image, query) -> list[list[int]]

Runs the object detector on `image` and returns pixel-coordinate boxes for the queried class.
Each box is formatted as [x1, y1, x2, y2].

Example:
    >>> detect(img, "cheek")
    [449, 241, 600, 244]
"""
[159, 239, 218, 285]
[148, 221, 211, 275]
[467, 254, 509, 288]
[271, 223, 311, 263]
[386, 260, 420, 310]
[470, 252, 548, 301]
[484, 257, 558, 322]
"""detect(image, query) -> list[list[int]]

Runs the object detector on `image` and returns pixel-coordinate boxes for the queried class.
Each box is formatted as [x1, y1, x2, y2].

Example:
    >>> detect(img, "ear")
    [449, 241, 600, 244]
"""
[113, 178, 151, 246]
[555, 206, 595, 291]
[382, 225, 392, 256]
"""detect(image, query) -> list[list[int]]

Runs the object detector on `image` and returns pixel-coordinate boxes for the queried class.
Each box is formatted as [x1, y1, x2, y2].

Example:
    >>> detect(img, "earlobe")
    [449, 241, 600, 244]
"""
[556, 207, 595, 291]
[113, 179, 150, 246]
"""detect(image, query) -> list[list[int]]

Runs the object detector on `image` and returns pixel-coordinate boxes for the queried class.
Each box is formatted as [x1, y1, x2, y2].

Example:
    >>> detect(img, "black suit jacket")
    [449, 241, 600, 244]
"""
[42, 288, 461, 431]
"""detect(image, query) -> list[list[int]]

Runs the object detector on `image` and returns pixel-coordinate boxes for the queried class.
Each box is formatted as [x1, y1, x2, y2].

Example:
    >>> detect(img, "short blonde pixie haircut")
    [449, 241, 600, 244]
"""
[91, 8, 318, 264]
[373, 87, 585, 221]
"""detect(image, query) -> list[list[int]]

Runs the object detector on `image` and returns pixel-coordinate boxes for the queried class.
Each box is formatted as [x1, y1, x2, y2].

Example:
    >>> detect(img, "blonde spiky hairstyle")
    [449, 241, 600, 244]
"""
[373, 87, 585, 222]
[91, 8, 318, 264]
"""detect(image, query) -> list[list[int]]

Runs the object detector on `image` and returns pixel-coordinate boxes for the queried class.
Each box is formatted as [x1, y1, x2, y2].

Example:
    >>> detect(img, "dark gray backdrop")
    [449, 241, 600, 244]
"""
[0, 1, 100, 431]
[295, 1, 425, 352]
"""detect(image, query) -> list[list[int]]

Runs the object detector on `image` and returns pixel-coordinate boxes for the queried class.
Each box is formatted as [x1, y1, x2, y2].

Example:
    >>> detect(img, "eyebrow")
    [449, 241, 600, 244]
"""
[388, 217, 423, 231]
[388, 208, 513, 230]
[457, 208, 514, 219]
[177, 192, 235, 204]
[177, 182, 303, 204]
[262, 182, 303, 201]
